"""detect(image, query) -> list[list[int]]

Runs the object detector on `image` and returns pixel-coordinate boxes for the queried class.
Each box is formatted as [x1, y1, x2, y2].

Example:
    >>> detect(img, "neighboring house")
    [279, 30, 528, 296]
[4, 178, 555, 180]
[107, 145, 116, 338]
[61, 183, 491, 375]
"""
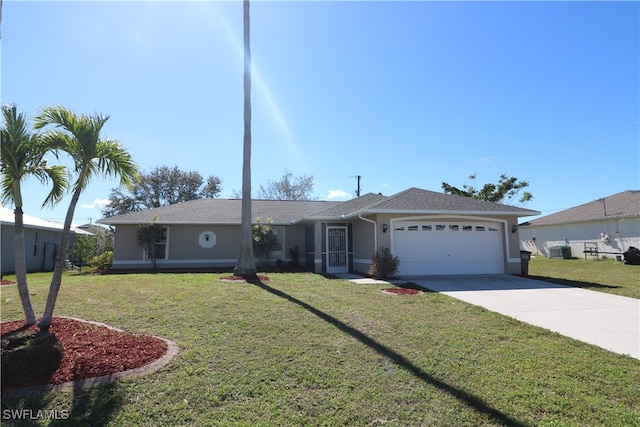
[76, 223, 114, 250]
[0, 206, 93, 275]
[98, 187, 539, 276]
[519, 190, 640, 259]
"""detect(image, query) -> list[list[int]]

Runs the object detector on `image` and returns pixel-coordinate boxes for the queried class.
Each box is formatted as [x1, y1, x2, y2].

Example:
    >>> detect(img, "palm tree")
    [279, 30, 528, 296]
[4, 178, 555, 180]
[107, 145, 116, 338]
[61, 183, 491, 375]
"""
[34, 105, 139, 331]
[234, 0, 257, 277]
[1, 103, 68, 325]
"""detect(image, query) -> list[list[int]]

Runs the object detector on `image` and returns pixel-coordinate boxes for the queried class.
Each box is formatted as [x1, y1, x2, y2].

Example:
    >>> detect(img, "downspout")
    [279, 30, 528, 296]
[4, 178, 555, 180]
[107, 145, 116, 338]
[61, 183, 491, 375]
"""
[358, 214, 377, 253]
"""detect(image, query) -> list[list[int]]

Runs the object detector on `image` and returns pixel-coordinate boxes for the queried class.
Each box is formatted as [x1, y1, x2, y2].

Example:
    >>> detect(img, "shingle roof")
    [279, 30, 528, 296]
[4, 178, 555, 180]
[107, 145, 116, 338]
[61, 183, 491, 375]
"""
[310, 187, 537, 218]
[358, 187, 539, 216]
[97, 199, 342, 225]
[308, 193, 388, 219]
[523, 190, 640, 226]
[98, 187, 540, 226]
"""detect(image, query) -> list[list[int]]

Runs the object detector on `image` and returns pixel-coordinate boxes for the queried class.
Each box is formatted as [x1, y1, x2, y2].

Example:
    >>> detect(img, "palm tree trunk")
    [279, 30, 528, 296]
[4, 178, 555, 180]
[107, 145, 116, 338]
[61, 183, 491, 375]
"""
[234, 0, 257, 277]
[38, 187, 81, 332]
[13, 206, 37, 325]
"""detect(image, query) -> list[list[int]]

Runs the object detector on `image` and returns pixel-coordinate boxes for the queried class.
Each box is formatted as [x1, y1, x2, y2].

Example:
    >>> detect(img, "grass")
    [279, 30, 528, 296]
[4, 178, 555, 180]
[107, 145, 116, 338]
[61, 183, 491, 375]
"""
[528, 256, 640, 299]
[1, 270, 639, 426]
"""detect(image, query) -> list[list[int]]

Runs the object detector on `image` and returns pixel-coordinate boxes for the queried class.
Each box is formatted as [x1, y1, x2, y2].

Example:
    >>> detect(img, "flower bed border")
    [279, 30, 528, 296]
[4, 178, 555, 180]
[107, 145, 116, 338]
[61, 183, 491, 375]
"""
[1, 317, 179, 398]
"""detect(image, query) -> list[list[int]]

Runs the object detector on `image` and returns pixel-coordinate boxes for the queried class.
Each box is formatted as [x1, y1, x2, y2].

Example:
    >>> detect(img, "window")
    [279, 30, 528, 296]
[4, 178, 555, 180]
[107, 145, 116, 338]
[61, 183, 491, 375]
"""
[489, 227, 498, 232]
[146, 227, 168, 260]
[476, 226, 486, 231]
[271, 227, 284, 257]
[435, 224, 445, 231]
[394, 226, 405, 231]
[462, 225, 473, 231]
[408, 225, 418, 231]
[422, 225, 432, 231]
[33, 232, 39, 256]
[449, 225, 459, 231]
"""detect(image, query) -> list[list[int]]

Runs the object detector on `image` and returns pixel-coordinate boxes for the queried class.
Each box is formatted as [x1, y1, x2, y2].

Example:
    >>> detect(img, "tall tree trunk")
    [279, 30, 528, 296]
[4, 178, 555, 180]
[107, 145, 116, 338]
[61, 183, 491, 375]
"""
[13, 206, 37, 325]
[38, 187, 81, 332]
[234, 0, 257, 277]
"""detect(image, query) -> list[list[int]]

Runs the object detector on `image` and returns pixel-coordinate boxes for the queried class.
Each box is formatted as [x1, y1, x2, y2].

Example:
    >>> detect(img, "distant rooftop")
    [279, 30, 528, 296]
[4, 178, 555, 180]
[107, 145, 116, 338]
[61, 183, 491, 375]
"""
[0, 206, 93, 235]
[522, 190, 640, 226]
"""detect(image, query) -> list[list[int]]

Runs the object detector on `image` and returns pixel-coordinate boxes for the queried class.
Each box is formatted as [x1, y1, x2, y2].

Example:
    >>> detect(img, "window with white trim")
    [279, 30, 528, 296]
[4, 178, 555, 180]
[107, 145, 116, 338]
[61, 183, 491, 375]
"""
[146, 227, 168, 260]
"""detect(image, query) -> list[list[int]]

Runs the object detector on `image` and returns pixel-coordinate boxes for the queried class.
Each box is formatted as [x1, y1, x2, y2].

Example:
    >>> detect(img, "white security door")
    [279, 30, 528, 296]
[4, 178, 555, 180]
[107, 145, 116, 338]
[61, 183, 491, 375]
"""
[327, 226, 348, 273]
[393, 221, 504, 276]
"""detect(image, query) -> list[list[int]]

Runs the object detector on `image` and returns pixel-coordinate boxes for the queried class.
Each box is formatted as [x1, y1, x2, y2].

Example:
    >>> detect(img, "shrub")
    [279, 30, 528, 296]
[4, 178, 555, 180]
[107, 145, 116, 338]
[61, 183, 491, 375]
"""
[369, 247, 400, 279]
[253, 218, 278, 267]
[90, 251, 113, 270]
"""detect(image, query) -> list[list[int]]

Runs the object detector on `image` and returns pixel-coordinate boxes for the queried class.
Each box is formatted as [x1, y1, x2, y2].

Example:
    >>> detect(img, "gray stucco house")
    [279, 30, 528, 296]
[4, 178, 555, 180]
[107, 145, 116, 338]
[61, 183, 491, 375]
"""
[1, 206, 92, 275]
[519, 190, 640, 259]
[98, 187, 539, 276]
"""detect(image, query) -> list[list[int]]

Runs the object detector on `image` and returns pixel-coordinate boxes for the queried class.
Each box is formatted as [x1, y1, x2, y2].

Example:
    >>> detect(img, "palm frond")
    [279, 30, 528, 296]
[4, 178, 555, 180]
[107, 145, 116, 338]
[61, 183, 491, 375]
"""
[1, 103, 69, 208]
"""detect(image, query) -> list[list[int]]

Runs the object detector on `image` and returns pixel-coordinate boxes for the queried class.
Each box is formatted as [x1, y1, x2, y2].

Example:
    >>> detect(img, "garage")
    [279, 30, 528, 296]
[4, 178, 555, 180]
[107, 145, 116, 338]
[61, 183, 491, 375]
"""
[392, 220, 505, 276]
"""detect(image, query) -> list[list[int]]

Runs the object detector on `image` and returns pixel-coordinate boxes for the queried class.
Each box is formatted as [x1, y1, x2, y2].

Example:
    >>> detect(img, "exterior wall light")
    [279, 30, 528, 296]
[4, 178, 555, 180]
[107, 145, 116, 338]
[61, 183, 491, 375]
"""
[382, 224, 388, 233]
[512, 224, 518, 233]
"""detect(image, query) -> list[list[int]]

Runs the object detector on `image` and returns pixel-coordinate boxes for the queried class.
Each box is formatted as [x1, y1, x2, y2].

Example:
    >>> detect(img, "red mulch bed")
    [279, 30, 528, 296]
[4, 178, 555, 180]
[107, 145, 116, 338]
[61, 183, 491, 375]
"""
[1, 317, 167, 389]
[382, 287, 422, 296]
[1, 280, 16, 286]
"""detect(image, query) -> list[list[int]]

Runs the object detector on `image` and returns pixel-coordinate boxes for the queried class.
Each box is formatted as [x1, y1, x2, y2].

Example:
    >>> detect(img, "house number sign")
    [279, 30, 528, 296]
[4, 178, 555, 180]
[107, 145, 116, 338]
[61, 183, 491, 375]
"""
[199, 231, 216, 248]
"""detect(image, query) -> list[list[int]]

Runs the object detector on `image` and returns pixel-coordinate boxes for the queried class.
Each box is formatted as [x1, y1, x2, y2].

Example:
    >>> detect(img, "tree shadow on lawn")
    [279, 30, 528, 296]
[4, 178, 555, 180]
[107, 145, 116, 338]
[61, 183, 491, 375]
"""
[249, 279, 526, 427]
[1, 382, 124, 426]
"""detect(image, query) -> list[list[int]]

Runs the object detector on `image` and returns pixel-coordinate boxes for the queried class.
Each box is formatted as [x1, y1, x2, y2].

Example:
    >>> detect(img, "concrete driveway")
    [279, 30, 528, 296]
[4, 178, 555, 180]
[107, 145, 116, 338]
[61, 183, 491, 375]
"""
[407, 275, 640, 360]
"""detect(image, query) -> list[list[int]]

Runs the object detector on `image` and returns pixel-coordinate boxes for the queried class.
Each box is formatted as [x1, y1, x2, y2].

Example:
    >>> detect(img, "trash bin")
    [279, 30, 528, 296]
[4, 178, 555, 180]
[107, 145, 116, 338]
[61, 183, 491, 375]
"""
[520, 250, 532, 275]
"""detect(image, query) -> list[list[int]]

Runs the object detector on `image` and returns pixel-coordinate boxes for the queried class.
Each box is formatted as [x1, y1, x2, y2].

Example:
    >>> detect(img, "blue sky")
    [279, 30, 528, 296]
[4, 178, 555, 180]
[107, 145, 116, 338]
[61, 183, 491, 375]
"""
[2, 1, 638, 226]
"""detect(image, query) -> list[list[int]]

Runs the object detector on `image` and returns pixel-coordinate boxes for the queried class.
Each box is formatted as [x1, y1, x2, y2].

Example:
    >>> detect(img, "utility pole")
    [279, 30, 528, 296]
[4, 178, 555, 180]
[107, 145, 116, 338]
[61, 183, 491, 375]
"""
[355, 175, 361, 197]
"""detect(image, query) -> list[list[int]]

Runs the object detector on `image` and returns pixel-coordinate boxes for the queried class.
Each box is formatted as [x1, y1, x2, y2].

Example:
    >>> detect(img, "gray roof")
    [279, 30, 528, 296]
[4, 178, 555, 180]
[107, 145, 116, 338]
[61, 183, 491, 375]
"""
[310, 187, 538, 219]
[522, 190, 640, 226]
[308, 193, 388, 219]
[98, 187, 539, 226]
[97, 199, 342, 225]
[358, 187, 539, 217]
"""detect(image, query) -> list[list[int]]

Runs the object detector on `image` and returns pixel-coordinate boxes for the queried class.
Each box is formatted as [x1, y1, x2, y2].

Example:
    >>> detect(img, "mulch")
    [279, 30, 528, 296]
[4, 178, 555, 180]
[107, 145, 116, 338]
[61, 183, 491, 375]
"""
[1, 317, 168, 389]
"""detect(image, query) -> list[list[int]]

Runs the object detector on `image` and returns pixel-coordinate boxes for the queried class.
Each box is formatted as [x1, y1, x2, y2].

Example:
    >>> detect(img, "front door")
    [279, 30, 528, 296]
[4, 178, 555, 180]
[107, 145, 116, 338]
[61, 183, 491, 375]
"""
[326, 226, 348, 273]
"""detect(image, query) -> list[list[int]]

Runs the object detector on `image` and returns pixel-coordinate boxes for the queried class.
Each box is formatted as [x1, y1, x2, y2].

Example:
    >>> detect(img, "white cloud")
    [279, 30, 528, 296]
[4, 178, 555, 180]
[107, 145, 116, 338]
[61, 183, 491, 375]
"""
[477, 156, 496, 163]
[81, 198, 112, 209]
[327, 189, 350, 200]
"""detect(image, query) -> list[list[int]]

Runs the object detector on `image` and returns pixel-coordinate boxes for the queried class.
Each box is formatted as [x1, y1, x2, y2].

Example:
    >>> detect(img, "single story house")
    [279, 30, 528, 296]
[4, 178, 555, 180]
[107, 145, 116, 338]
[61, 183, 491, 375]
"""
[98, 187, 539, 276]
[519, 190, 640, 259]
[1, 206, 93, 275]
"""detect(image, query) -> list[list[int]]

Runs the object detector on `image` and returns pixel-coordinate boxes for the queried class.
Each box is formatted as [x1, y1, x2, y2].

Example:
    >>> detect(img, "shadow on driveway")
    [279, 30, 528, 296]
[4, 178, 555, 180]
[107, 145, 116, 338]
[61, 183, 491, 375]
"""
[407, 275, 640, 359]
[406, 274, 572, 292]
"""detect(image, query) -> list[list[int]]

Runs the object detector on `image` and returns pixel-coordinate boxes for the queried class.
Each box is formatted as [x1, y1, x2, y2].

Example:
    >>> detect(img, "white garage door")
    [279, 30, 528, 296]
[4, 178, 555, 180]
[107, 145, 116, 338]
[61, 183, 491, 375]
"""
[392, 221, 504, 276]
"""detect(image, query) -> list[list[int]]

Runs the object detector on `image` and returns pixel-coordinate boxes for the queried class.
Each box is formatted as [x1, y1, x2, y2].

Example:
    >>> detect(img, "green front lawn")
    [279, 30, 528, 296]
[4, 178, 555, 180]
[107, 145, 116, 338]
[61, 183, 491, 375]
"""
[528, 256, 640, 299]
[1, 271, 638, 426]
